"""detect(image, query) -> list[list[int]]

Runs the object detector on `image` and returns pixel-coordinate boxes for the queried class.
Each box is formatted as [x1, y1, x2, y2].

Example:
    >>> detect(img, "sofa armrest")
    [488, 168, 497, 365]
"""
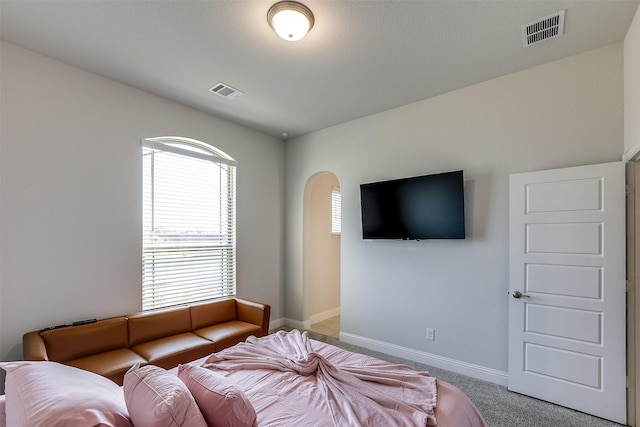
[235, 298, 271, 337]
[23, 331, 49, 361]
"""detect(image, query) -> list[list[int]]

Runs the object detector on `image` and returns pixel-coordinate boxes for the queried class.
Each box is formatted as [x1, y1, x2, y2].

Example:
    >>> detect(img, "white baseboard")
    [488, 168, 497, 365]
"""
[269, 321, 506, 386]
[340, 332, 508, 387]
[268, 317, 286, 331]
[309, 307, 340, 325]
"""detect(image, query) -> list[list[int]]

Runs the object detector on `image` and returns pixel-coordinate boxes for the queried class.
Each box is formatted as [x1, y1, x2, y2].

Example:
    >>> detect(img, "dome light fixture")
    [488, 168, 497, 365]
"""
[267, 1, 314, 42]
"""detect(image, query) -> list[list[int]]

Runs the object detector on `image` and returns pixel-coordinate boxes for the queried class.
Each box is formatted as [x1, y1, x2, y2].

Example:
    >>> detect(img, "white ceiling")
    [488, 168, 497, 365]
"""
[1, 0, 638, 140]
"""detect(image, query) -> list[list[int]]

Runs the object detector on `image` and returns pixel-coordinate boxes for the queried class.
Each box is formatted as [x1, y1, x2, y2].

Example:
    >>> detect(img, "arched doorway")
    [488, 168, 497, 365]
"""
[303, 172, 341, 337]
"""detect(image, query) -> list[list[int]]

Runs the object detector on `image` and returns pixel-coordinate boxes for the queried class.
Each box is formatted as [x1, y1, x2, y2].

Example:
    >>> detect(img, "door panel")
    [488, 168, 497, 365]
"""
[509, 161, 626, 424]
[526, 264, 602, 298]
[525, 343, 602, 387]
[526, 305, 601, 342]
[526, 222, 602, 254]
[526, 178, 602, 212]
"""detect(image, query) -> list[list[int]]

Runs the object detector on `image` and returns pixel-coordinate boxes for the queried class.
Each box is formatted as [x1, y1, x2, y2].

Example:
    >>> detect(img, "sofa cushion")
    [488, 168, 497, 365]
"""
[41, 317, 129, 362]
[190, 299, 237, 330]
[128, 306, 191, 346]
[194, 321, 262, 351]
[131, 332, 215, 369]
[66, 348, 148, 385]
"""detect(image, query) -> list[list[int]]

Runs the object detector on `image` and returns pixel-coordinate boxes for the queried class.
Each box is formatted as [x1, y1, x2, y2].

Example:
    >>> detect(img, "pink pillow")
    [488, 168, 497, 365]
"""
[177, 364, 257, 427]
[0, 361, 132, 427]
[123, 364, 207, 427]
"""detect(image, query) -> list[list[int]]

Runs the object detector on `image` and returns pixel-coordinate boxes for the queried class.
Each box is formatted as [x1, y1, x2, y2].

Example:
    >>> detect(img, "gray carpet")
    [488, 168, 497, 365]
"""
[287, 328, 624, 427]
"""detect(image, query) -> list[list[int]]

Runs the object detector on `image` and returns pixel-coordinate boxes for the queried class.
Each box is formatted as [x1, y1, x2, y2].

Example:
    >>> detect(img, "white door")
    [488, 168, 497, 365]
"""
[508, 161, 626, 424]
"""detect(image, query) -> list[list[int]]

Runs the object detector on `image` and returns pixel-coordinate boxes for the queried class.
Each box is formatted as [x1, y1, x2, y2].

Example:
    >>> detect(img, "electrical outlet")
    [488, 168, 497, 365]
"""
[426, 328, 435, 341]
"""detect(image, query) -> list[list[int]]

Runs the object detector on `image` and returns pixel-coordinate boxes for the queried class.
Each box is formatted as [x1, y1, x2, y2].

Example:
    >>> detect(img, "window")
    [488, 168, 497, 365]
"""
[331, 186, 341, 235]
[142, 137, 237, 310]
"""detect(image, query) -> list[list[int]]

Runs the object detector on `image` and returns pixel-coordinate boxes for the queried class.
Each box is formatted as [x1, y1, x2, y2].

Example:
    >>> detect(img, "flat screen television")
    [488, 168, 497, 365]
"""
[360, 170, 466, 240]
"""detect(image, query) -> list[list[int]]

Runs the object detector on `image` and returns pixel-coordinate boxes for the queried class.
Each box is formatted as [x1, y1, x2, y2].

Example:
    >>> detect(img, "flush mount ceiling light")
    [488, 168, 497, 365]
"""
[267, 1, 314, 41]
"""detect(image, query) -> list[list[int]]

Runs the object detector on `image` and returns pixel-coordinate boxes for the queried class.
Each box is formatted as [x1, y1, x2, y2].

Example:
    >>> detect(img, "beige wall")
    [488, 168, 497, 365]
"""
[304, 173, 340, 322]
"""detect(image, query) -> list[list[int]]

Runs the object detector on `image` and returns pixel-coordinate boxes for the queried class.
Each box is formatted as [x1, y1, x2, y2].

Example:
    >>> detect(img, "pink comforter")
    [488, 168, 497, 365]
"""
[203, 330, 437, 426]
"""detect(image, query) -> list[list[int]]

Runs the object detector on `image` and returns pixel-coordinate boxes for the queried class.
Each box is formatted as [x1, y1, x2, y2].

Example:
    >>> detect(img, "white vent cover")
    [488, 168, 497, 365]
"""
[522, 10, 565, 47]
[209, 82, 244, 100]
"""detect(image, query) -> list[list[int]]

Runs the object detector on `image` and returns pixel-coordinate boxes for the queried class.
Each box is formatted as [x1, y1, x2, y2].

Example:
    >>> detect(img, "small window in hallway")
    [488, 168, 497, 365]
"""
[331, 186, 341, 236]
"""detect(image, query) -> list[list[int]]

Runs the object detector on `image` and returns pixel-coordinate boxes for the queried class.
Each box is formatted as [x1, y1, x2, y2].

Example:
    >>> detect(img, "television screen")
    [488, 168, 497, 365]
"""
[360, 170, 465, 240]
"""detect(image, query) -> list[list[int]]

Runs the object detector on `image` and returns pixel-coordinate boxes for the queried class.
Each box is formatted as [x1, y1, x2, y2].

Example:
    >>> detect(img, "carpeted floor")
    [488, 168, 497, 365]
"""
[288, 327, 625, 427]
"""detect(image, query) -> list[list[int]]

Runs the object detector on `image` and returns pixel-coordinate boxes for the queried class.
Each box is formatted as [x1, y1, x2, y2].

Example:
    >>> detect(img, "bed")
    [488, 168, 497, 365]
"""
[0, 330, 486, 426]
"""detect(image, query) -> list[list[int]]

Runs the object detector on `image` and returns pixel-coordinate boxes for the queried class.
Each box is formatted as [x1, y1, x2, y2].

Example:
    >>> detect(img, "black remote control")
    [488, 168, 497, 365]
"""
[39, 324, 67, 332]
[72, 319, 97, 326]
[40, 319, 97, 332]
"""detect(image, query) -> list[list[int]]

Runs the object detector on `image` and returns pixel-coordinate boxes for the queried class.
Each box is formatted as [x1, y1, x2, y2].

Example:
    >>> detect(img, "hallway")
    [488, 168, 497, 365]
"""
[309, 315, 340, 338]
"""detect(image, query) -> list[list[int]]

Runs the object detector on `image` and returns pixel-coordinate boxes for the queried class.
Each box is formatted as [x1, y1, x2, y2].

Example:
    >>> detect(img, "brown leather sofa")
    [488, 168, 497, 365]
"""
[22, 297, 270, 385]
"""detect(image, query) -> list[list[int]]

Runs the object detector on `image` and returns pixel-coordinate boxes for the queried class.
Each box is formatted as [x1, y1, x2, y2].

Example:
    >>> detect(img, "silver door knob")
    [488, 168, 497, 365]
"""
[512, 291, 530, 299]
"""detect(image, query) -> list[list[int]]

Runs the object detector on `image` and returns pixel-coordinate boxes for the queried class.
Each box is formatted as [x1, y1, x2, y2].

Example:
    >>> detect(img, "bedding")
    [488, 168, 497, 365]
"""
[0, 330, 487, 427]
[204, 330, 438, 426]
[0, 395, 5, 427]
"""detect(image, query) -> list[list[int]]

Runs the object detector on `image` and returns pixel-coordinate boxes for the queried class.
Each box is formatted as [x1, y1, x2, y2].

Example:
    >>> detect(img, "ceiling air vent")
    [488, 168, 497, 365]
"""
[522, 10, 565, 47]
[209, 82, 244, 100]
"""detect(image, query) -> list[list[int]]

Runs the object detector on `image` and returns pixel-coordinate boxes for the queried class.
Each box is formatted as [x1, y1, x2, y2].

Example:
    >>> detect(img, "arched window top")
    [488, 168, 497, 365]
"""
[143, 136, 237, 167]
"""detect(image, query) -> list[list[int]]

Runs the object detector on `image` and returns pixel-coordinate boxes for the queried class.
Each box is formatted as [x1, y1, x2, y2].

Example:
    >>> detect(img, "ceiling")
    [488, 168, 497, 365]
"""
[1, 0, 638, 140]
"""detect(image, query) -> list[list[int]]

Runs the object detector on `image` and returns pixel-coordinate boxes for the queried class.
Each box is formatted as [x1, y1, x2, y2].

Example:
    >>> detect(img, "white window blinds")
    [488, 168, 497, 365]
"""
[331, 186, 341, 235]
[142, 138, 237, 310]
